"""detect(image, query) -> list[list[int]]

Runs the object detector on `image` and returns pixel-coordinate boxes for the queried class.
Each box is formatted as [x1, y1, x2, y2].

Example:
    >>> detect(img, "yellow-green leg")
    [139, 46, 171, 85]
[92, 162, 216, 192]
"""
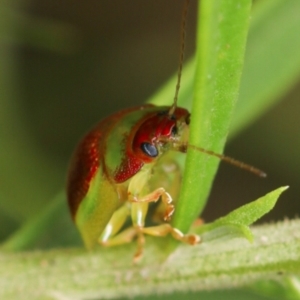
[99, 187, 200, 262]
[142, 224, 200, 244]
[99, 204, 137, 246]
[130, 188, 200, 261]
[129, 187, 175, 221]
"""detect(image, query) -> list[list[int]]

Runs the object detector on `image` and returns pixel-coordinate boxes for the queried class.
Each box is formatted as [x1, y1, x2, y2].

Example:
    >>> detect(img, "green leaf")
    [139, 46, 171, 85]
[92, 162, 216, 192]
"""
[172, 0, 252, 234]
[197, 186, 289, 242]
[214, 186, 288, 226]
[198, 223, 254, 243]
[232, 0, 300, 136]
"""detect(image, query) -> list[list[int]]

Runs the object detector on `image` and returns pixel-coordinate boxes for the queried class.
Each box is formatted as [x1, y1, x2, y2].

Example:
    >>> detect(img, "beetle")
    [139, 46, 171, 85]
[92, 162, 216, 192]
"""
[66, 0, 265, 260]
[67, 103, 201, 260]
[67, 0, 199, 261]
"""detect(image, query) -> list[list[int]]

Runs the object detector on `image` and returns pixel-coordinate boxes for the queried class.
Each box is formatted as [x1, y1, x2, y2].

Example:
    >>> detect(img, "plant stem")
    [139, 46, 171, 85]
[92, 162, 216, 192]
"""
[1, 219, 300, 300]
[173, 0, 252, 233]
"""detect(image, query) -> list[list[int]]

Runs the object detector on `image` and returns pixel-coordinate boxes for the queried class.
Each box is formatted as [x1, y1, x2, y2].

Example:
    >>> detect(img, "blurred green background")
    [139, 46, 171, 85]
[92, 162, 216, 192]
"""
[1, 0, 300, 298]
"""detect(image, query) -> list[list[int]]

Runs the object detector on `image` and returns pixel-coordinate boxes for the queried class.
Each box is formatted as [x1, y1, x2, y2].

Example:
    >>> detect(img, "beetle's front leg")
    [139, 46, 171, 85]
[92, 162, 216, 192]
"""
[99, 204, 137, 246]
[129, 187, 175, 221]
[129, 188, 200, 261]
[130, 193, 200, 262]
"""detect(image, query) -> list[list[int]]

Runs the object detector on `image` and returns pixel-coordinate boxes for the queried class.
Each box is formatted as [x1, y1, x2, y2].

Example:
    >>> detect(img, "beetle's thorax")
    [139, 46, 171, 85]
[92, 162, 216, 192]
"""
[111, 106, 189, 184]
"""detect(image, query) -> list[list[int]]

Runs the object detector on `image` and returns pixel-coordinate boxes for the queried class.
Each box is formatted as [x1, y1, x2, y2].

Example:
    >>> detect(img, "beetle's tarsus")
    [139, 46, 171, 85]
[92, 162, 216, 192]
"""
[186, 234, 201, 245]
[171, 227, 201, 245]
[133, 230, 145, 263]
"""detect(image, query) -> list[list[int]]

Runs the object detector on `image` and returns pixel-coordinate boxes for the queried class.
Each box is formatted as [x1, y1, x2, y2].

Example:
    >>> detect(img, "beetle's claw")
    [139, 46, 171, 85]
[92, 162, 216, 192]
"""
[164, 204, 175, 222]
[187, 234, 201, 245]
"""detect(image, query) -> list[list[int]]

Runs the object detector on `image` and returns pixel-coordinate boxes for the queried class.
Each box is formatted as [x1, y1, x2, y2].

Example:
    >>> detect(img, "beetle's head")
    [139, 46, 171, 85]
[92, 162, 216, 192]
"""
[132, 107, 190, 163]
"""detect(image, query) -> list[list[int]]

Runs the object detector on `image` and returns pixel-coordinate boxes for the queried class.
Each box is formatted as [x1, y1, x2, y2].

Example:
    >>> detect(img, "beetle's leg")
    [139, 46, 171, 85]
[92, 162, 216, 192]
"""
[129, 188, 176, 261]
[129, 187, 175, 221]
[99, 204, 137, 246]
[160, 191, 175, 222]
[134, 231, 146, 262]
[151, 160, 181, 223]
[130, 187, 199, 246]
[130, 201, 148, 260]
[100, 227, 137, 247]
[131, 203, 200, 260]
[142, 224, 200, 245]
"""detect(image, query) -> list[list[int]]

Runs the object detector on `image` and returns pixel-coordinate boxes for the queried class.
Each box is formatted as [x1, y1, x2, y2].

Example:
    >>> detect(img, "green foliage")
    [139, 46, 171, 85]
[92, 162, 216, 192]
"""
[197, 186, 288, 242]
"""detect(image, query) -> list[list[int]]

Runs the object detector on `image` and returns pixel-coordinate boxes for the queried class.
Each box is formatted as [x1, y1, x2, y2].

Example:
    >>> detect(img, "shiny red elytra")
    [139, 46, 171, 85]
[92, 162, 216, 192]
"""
[66, 0, 265, 261]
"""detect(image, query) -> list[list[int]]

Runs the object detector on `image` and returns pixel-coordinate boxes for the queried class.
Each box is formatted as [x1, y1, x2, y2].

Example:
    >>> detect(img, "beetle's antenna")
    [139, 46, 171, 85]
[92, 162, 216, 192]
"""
[167, 1, 266, 178]
[177, 144, 267, 178]
[169, 0, 190, 117]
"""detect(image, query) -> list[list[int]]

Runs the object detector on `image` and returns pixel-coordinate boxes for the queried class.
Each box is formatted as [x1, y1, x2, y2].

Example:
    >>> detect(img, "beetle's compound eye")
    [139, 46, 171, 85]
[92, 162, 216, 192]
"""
[141, 142, 158, 157]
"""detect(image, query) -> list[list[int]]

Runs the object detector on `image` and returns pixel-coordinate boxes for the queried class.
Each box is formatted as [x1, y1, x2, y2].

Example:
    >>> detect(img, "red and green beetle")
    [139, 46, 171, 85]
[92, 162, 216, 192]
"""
[66, 1, 265, 260]
[67, 103, 201, 260]
[66, 0, 200, 261]
[66, 102, 264, 260]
